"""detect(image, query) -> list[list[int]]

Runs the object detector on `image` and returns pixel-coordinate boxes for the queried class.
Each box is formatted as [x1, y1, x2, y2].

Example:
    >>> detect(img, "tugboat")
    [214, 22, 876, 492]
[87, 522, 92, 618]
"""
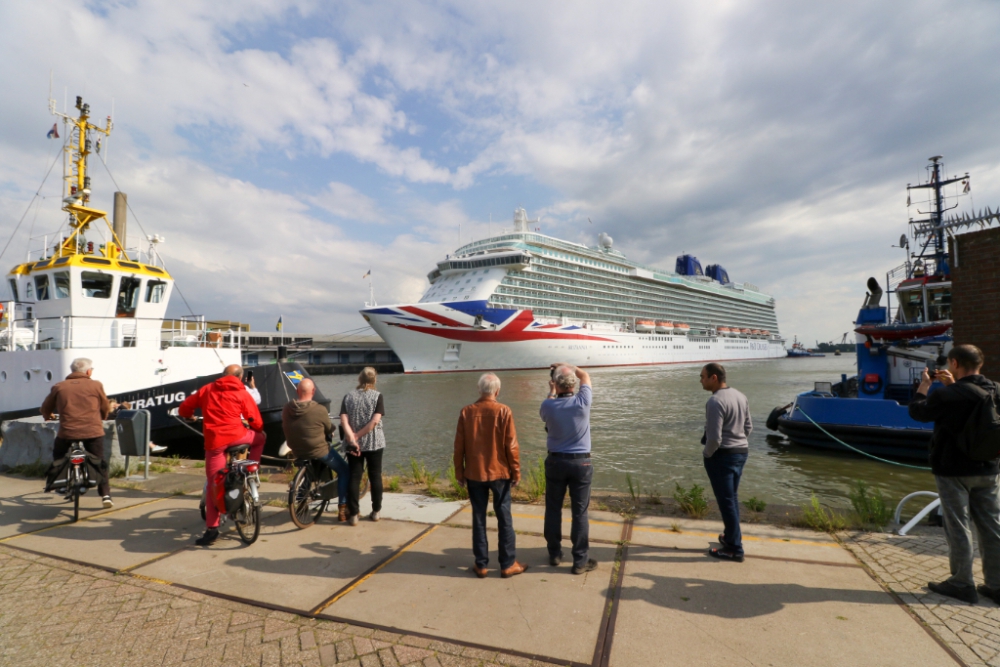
[768, 156, 999, 459]
[0, 95, 326, 454]
[786, 336, 825, 357]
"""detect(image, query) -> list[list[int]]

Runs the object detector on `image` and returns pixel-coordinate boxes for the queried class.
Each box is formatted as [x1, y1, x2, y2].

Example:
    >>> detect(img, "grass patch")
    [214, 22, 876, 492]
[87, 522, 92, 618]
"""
[799, 495, 847, 533]
[646, 487, 663, 505]
[626, 472, 641, 504]
[673, 482, 709, 519]
[445, 463, 469, 500]
[8, 459, 48, 478]
[109, 461, 128, 479]
[385, 475, 402, 493]
[193, 460, 205, 468]
[520, 457, 546, 502]
[409, 457, 430, 485]
[742, 496, 767, 513]
[266, 498, 289, 508]
[848, 480, 892, 528]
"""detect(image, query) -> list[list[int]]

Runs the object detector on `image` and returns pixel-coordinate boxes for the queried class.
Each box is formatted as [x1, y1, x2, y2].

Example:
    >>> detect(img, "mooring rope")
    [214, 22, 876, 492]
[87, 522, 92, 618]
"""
[793, 405, 932, 471]
[168, 414, 290, 464]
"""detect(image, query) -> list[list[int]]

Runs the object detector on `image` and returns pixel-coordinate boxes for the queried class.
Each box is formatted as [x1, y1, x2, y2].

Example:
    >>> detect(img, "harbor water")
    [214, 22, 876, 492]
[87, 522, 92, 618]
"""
[314, 356, 936, 508]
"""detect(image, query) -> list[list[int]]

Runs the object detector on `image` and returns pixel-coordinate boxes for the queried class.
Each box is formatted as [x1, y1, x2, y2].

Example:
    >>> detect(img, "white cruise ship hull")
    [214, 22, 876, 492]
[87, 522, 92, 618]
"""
[363, 303, 784, 373]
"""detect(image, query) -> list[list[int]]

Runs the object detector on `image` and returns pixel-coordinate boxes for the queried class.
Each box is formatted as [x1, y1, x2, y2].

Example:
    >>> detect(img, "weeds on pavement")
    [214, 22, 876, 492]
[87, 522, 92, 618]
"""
[848, 480, 892, 528]
[385, 475, 402, 493]
[673, 482, 709, 519]
[742, 496, 767, 513]
[521, 458, 546, 502]
[8, 459, 48, 478]
[799, 495, 847, 533]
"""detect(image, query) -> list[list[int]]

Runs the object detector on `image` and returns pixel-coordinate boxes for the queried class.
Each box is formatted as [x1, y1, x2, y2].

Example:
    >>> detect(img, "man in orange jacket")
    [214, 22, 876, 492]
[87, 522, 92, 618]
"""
[179, 364, 265, 546]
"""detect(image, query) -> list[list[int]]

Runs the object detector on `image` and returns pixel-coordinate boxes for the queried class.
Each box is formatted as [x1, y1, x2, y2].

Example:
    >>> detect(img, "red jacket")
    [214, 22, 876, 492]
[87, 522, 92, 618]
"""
[178, 375, 263, 451]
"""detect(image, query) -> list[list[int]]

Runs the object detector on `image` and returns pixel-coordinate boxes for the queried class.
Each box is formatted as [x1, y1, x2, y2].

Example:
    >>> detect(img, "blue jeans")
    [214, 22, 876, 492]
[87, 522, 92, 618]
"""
[320, 446, 350, 506]
[467, 479, 516, 570]
[545, 455, 593, 568]
[703, 450, 748, 557]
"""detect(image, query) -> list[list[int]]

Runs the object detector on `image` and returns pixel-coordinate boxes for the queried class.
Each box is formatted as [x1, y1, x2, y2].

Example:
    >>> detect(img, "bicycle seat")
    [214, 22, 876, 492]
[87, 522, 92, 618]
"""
[225, 444, 251, 459]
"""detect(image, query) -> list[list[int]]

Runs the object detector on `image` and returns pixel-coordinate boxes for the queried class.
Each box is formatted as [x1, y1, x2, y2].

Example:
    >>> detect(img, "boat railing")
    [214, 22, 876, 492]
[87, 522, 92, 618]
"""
[25, 233, 166, 268]
[0, 309, 242, 351]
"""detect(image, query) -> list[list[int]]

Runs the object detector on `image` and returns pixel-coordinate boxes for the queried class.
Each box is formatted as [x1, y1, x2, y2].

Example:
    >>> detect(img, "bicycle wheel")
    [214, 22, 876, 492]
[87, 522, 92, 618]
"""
[288, 466, 326, 529]
[236, 494, 261, 545]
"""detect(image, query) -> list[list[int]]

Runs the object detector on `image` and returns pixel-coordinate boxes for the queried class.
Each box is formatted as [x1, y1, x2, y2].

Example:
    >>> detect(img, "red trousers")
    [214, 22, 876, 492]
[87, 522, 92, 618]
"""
[204, 428, 265, 529]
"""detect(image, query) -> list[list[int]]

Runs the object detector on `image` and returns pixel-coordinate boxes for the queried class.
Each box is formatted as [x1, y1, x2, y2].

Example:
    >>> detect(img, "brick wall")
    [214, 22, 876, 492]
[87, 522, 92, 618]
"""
[951, 227, 1000, 378]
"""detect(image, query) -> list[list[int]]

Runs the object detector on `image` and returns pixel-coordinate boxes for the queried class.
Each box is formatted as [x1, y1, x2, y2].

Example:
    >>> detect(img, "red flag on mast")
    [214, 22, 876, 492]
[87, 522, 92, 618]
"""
[46, 123, 59, 139]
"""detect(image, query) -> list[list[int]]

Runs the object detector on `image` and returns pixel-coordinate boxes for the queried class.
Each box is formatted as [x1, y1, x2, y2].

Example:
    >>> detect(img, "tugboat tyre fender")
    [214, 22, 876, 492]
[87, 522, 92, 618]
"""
[766, 403, 792, 431]
[860, 374, 884, 395]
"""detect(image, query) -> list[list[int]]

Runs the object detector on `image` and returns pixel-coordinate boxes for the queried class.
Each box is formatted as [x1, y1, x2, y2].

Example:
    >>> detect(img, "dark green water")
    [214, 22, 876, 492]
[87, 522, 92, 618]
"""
[314, 356, 936, 508]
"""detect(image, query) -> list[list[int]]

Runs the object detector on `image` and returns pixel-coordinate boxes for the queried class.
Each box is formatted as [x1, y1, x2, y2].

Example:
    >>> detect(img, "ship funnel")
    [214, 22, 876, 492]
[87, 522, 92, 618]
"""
[864, 277, 883, 309]
[113, 192, 127, 255]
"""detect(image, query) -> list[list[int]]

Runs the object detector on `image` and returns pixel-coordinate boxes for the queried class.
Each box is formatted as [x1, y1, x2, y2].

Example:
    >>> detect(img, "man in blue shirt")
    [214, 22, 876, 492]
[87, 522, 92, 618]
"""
[540, 363, 597, 574]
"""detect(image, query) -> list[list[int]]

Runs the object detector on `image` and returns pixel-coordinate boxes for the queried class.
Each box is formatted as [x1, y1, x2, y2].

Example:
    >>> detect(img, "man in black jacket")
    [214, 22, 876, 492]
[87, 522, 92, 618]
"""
[909, 344, 1000, 604]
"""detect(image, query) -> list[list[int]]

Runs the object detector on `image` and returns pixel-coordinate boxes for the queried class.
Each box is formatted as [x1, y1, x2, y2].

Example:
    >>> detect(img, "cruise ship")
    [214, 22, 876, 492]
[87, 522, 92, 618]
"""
[362, 209, 785, 372]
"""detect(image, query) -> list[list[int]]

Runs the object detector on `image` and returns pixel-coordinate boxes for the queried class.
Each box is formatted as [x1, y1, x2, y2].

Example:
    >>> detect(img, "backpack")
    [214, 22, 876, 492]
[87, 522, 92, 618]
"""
[954, 382, 1000, 462]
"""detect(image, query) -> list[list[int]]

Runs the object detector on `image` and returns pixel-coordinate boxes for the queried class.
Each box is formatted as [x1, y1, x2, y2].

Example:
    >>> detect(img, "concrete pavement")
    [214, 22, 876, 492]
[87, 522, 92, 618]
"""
[0, 472, 986, 666]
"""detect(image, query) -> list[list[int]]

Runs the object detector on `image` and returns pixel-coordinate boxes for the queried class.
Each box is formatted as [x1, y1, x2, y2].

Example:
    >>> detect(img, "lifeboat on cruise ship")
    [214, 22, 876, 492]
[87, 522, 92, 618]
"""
[762, 330, 771, 337]
[740, 328, 752, 335]
[675, 323, 691, 334]
[717, 326, 731, 336]
[655, 321, 674, 334]
[725, 327, 738, 337]
[635, 319, 655, 333]
[751, 329, 762, 336]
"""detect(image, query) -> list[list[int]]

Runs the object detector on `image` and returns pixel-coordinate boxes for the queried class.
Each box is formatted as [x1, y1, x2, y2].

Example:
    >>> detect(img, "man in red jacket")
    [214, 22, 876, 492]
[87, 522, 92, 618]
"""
[179, 364, 265, 546]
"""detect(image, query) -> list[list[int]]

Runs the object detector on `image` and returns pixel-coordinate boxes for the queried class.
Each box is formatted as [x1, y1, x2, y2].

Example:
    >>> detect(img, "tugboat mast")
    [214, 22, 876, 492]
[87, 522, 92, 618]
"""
[906, 156, 966, 275]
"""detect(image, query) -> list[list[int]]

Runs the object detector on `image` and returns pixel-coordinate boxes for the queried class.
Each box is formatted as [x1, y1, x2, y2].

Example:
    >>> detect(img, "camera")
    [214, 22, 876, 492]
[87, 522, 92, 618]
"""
[244, 370, 254, 385]
[550, 366, 556, 380]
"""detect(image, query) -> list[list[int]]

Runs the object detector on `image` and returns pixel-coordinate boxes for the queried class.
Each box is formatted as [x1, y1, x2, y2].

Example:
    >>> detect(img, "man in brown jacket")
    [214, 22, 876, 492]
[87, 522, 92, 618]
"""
[41, 358, 112, 507]
[454, 373, 527, 578]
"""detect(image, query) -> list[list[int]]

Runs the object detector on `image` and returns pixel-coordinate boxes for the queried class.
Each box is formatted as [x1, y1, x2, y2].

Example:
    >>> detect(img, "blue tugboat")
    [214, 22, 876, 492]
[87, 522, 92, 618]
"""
[768, 156, 999, 460]
[787, 336, 826, 357]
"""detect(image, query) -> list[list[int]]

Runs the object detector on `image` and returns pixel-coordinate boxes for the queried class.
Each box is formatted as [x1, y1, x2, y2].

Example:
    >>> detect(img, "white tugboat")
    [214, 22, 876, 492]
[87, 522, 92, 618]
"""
[1, 95, 325, 453]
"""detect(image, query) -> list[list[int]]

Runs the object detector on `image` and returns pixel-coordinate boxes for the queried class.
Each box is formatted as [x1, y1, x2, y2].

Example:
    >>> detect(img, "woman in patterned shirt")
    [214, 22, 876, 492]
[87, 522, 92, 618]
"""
[340, 367, 386, 525]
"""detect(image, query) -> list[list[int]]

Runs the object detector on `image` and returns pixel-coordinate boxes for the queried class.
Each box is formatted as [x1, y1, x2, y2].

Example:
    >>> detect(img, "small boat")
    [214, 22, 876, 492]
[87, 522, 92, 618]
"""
[675, 322, 691, 334]
[726, 327, 739, 337]
[854, 321, 952, 341]
[655, 321, 674, 334]
[717, 326, 731, 336]
[635, 319, 655, 333]
[786, 336, 825, 357]
[751, 329, 762, 336]
[740, 328, 752, 335]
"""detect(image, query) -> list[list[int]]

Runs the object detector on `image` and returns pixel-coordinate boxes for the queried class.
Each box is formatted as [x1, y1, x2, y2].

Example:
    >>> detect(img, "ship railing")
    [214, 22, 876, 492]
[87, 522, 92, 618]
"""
[0, 310, 242, 351]
[24, 233, 166, 268]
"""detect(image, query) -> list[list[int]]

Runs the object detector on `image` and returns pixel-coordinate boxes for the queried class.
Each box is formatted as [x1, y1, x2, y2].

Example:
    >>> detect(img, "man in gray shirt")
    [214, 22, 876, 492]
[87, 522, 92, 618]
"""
[699, 362, 752, 562]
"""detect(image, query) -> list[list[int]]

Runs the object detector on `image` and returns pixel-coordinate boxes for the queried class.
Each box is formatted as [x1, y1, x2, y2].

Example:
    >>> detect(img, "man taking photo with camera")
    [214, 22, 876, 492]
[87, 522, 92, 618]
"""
[540, 363, 597, 575]
[909, 344, 1000, 605]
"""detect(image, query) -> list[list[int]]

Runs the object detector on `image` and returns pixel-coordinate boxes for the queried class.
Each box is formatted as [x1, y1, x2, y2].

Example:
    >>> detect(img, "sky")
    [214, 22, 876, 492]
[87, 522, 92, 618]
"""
[1, 1, 999, 345]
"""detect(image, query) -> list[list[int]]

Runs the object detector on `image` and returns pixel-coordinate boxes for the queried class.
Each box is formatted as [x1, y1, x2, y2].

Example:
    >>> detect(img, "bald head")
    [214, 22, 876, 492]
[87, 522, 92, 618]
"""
[223, 364, 244, 378]
[297, 378, 316, 401]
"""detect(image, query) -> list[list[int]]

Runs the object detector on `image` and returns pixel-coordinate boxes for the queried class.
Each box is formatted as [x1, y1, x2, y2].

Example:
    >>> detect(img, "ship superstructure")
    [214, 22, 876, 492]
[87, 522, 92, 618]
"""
[363, 208, 785, 372]
[0, 96, 242, 418]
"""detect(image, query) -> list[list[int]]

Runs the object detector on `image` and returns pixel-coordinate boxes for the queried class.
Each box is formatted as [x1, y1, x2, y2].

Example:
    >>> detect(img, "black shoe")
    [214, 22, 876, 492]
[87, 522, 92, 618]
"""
[718, 533, 731, 548]
[550, 553, 563, 567]
[708, 548, 745, 563]
[928, 581, 978, 604]
[572, 559, 598, 575]
[195, 528, 219, 547]
[976, 584, 1000, 605]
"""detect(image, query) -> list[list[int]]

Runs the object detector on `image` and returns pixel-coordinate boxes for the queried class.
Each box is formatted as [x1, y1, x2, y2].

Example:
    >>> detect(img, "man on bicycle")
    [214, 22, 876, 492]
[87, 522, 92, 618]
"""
[41, 358, 112, 508]
[282, 378, 353, 522]
[179, 364, 265, 546]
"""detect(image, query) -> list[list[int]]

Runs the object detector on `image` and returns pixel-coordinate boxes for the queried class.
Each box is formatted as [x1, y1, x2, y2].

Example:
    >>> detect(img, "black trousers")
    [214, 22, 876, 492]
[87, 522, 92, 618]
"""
[468, 479, 516, 570]
[53, 435, 110, 497]
[348, 448, 383, 516]
[544, 455, 593, 568]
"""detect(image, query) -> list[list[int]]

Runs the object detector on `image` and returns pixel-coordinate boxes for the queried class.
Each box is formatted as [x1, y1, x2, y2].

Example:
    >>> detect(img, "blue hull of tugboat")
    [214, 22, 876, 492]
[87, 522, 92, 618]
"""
[775, 394, 931, 460]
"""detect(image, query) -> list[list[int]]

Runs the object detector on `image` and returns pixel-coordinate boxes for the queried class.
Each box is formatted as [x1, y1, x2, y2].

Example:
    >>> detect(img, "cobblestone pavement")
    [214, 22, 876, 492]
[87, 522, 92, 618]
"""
[843, 530, 1000, 667]
[0, 545, 561, 667]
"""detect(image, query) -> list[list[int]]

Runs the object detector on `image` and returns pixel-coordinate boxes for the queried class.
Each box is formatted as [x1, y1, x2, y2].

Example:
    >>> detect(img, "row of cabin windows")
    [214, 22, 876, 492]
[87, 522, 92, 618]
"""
[9, 273, 167, 318]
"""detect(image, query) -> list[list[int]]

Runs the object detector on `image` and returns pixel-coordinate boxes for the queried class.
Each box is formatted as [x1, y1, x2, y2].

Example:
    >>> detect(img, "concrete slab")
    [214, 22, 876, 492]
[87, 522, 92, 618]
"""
[11, 495, 205, 569]
[327, 524, 615, 664]
[135, 515, 427, 612]
[609, 546, 956, 667]
[448, 502, 626, 543]
[630, 515, 856, 564]
[0, 487, 171, 540]
[0, 475, 46, 498]
[359, 492, 467, 524]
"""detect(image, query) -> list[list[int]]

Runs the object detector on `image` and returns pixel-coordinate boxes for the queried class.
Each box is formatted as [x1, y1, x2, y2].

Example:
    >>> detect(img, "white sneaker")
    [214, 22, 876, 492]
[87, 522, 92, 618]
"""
[369, 511, 381, 522]
[149, 444, 168, 454]
[102, 496, 114, 509]
[348, 514, 359, 526]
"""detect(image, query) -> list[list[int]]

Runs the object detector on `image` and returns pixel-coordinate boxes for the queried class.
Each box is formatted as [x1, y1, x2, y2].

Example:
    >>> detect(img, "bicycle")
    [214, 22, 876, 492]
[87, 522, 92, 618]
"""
[52, 442, 98, 523]
[287, 447, 369, 529]
[203, 443, 263, 544]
